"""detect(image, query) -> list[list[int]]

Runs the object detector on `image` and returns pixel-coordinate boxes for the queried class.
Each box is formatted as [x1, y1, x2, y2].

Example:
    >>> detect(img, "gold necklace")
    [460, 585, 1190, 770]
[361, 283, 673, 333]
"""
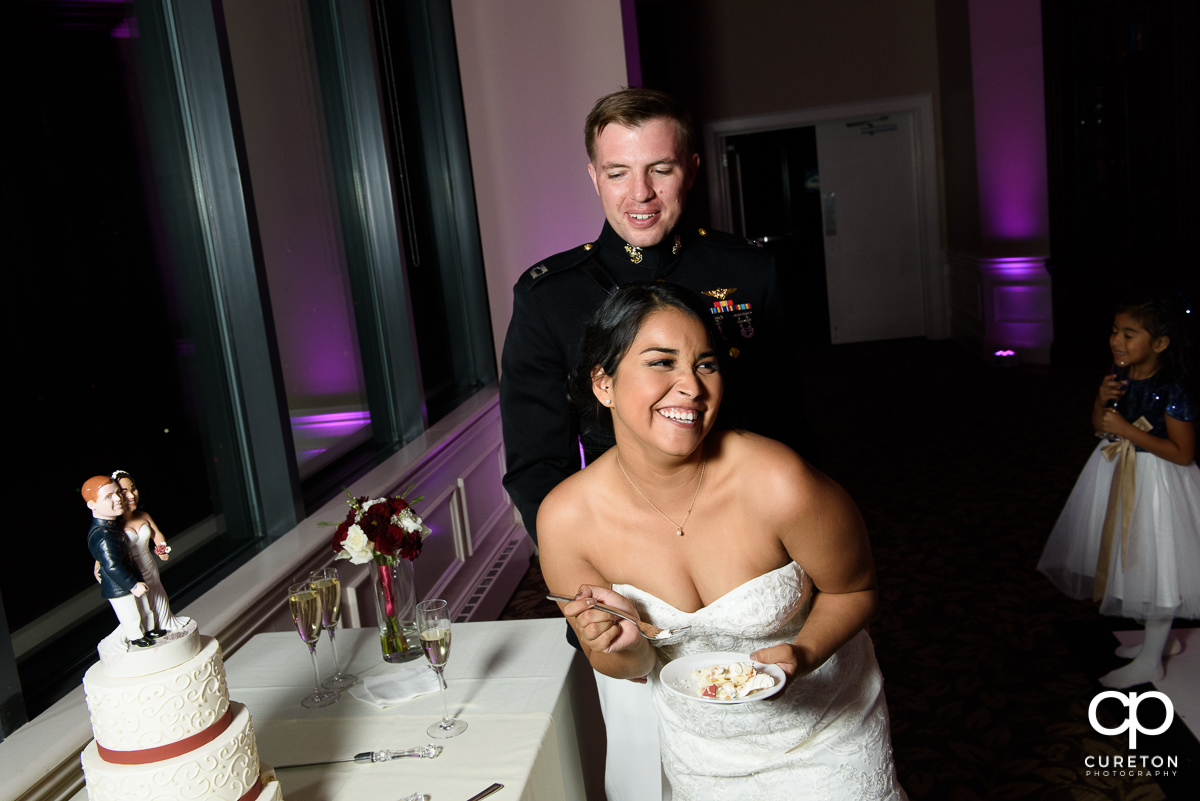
[616, 454, 706, 536]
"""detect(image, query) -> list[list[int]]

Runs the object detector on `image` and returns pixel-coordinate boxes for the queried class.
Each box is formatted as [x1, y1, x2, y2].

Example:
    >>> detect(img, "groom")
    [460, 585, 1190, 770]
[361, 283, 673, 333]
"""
[83, 475, 153, 648]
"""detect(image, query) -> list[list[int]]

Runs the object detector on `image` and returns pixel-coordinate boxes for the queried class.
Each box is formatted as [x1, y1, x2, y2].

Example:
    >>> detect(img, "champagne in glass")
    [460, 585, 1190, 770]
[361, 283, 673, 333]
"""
[288, 581, 339, 709]
[421, 625, 452, 667]
[309, 567, 360, 690]
[416, 599, 466, 738]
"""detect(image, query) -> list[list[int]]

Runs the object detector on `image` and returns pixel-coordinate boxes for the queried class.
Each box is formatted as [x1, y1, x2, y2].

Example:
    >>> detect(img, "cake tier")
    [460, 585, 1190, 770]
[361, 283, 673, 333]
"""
[84, 634, 229, 753]
[96, 618, 201, 678]
[81, 701, 266, 801]
[258, 779, 284, 801]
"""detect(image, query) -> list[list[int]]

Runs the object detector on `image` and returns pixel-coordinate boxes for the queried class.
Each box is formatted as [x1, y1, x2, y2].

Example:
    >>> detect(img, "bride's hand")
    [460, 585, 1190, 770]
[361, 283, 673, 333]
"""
[560, 585, 644, 655]
[751, 642, 818, 683]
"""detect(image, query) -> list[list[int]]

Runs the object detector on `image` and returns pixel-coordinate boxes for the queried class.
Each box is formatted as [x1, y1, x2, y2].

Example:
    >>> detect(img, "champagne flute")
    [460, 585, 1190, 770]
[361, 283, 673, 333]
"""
[288, 582, 340, 709]
[416, 599, 466, 738]
[309, 567, 360, 690]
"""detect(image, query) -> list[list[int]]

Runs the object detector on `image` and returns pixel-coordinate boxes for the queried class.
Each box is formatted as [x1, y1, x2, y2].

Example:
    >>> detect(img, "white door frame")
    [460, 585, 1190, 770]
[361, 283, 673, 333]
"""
[703, 94, 946, 339]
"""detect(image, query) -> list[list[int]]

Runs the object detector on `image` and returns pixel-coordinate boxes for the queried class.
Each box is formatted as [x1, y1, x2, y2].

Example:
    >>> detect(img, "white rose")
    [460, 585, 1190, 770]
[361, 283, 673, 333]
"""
[398, 510, 431, 539]
[339, 524, 376, 564]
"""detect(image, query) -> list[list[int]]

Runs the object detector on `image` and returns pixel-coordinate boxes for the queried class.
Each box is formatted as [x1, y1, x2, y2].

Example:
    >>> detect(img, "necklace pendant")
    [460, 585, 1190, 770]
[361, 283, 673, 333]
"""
[676, 527, 683, 536]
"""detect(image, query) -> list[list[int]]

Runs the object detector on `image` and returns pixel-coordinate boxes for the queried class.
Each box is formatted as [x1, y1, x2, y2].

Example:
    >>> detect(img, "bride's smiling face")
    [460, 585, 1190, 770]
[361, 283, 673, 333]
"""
[118, 477, 139, 513]
[593, 307, 722, 459]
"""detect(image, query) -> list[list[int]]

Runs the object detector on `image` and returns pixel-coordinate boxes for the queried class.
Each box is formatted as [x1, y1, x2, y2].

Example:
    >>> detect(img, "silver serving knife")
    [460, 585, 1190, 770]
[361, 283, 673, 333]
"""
[276, 744, 442, 769]
[466, 784, 504, 801]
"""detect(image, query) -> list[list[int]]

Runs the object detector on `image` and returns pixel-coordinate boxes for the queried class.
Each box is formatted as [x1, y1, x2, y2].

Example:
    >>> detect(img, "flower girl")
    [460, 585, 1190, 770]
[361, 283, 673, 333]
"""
[1038, 292, 1200, 688]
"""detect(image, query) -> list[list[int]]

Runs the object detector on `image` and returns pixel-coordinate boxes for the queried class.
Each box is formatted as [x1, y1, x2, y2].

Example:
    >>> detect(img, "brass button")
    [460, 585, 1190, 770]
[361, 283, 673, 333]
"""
[728, 347, 740, 359]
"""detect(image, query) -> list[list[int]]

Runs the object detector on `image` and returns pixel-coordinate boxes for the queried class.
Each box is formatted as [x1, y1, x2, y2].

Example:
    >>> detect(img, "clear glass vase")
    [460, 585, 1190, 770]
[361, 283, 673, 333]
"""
[371, 557, 420, 662]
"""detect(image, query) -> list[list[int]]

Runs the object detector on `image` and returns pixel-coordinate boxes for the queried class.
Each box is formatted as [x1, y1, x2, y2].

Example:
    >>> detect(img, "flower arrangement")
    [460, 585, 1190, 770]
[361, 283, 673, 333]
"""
[324, 488, 431, 662]
[327, 489, 431, 566]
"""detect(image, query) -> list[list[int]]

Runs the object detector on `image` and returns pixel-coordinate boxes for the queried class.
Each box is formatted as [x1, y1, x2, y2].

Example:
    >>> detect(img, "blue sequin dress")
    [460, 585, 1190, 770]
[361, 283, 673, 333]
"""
[1038, 373, 1200, 621]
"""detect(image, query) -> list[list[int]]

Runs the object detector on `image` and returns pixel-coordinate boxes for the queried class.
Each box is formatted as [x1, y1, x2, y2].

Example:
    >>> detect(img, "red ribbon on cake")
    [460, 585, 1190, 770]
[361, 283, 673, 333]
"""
[96, 708, 233, 764]
[237, 778, 264, 801]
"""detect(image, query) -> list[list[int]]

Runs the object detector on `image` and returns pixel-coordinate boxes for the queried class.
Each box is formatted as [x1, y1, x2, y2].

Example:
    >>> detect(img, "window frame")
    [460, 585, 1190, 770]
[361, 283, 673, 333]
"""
[2, 0, 495, 726]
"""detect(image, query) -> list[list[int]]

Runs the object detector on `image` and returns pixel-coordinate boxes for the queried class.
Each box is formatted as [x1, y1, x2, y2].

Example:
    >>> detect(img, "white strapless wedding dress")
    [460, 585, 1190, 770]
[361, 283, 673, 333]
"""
[615, 562, 906, 801]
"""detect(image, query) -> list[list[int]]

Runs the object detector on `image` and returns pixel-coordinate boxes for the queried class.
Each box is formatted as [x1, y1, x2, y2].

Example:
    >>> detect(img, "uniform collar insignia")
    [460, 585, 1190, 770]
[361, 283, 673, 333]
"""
[624, 243, 643, 264]
[702, 287, 737, 301]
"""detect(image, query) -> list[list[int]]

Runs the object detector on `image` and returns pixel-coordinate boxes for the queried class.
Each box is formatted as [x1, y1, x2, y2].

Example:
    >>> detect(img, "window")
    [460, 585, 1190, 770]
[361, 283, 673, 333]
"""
[2, 0, 493, 726]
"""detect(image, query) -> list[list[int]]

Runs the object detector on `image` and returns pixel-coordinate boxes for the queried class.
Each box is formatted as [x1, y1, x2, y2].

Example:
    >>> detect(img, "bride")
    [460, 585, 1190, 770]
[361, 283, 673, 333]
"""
[539, 282, 906, 800]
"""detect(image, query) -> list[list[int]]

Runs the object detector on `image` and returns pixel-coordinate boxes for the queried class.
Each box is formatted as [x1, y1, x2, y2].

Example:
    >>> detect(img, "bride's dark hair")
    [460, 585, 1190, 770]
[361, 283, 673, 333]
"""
[569, 281, 722, 432]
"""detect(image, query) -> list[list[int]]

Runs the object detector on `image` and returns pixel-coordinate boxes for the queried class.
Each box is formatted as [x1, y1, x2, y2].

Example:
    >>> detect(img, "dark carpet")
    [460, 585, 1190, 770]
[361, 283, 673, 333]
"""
[499, 338, 1198, 800]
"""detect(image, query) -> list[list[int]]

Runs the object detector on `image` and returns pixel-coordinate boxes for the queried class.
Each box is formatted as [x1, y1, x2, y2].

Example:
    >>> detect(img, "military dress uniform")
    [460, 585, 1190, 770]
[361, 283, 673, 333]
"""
[500, 220, 794, 542]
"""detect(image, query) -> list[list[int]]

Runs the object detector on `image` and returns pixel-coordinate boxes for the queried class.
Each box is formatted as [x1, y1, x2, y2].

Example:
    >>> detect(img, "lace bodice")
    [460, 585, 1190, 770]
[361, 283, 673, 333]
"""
[614, 562, 906, 801]
[616, 561, 813, 665]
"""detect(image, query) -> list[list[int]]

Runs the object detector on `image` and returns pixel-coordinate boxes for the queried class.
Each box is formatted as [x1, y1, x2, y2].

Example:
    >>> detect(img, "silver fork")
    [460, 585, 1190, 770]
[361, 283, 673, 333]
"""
[546, 594, 691, 643]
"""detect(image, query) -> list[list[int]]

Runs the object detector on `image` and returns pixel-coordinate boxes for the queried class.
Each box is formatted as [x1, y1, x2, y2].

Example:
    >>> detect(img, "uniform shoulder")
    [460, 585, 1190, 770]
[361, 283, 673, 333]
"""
[514, 241, 598, 291]
[690, 226, 766, 252]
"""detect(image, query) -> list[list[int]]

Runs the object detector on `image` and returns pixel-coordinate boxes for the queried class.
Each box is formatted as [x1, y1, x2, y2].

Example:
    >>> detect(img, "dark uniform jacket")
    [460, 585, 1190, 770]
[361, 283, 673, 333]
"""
[500, 221, 798, 541]
[88, 518, 144, 599]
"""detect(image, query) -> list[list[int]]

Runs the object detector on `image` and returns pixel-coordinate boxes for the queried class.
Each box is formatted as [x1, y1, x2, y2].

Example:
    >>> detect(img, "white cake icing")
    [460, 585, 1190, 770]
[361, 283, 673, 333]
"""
[81, 702, 265, 801]
[80, 626, 283, 801]
[258, 780, 284, 801]
[95, 618, 200, 678]
[84, 634, 228, 752]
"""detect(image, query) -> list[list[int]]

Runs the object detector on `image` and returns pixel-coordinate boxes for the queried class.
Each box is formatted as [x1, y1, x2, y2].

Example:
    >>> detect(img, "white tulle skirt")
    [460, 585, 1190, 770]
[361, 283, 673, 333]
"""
[1038, 441, 1200, 622]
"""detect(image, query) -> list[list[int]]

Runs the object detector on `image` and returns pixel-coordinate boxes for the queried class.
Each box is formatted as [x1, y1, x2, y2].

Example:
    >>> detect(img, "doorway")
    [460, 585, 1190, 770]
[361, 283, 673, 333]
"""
[724, 126, 829, 345]
[704, 96, 944, 347]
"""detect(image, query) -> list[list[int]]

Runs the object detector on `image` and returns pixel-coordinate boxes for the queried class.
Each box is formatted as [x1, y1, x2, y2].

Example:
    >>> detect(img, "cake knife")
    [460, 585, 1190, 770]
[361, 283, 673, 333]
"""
[466, 784, 504, 801]
[276, 744, 442, 769]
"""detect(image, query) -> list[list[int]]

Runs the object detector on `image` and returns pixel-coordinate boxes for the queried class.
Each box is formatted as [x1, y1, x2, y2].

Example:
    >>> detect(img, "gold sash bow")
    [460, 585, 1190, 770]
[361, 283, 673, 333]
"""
[1093, 415, 1153, 600]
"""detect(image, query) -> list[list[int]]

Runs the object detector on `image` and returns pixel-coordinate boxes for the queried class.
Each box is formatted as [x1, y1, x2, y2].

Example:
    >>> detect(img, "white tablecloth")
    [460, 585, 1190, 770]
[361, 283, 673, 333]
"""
[71, 618, 603, 801]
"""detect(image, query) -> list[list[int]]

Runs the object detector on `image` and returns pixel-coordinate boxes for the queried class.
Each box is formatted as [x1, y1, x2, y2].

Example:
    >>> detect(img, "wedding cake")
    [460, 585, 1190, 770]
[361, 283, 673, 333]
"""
[80, 620, 284, 801]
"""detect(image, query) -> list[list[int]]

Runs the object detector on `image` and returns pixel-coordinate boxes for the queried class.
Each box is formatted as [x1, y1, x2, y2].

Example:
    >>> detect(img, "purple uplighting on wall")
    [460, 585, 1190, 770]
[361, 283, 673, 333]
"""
[291, 410, 372, 436]
[290, 410, 372, 468]
[969, 0, 1050, 247]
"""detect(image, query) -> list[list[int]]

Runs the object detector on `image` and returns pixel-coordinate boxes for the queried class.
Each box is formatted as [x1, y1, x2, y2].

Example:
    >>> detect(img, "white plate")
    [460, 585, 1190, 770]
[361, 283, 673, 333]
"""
[660, 652, 785, 704]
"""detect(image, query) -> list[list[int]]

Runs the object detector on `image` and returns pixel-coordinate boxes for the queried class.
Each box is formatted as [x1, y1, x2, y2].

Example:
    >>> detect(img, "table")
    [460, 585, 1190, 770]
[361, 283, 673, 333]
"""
[71, 619, 603, 801]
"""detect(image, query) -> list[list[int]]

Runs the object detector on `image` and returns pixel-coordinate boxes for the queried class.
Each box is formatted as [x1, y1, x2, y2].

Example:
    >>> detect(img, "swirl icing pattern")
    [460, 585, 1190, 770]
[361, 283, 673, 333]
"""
[81, 703, 262, 801]
[85, 636, 229, 750]
[81, 627, 281, 800]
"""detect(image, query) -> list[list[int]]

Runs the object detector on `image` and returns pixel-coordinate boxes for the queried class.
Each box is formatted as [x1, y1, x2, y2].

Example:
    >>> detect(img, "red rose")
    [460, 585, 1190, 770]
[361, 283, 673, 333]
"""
[331, 520, 351, 553]
[374, 522, 404, 555]
[397, 529, 424, 561]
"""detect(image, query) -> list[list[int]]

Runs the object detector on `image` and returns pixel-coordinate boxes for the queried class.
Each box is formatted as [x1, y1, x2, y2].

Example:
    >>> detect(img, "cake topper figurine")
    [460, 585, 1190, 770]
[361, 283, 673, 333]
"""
[83, 475, 153, 648]
[93, 470, 185, 637]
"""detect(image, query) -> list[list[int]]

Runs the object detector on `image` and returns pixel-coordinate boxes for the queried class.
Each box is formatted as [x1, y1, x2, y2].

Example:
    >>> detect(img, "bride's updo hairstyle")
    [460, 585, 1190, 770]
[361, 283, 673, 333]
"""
[570, 281, 723, 432]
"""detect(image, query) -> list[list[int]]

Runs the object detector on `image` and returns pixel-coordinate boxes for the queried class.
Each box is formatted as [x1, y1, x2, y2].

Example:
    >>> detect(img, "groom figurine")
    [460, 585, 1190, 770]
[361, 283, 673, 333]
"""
[83, 475, 153, 648]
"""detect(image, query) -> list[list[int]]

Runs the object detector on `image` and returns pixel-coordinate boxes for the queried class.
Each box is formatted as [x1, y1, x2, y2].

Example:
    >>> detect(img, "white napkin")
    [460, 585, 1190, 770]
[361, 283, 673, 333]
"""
[348, 663, 441, 708]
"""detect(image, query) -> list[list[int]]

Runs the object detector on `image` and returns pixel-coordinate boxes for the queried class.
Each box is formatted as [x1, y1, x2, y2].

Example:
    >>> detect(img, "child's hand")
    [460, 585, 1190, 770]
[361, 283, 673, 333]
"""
[1097, 372, 1127, 407]
[1098, 407, 1132, 438]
